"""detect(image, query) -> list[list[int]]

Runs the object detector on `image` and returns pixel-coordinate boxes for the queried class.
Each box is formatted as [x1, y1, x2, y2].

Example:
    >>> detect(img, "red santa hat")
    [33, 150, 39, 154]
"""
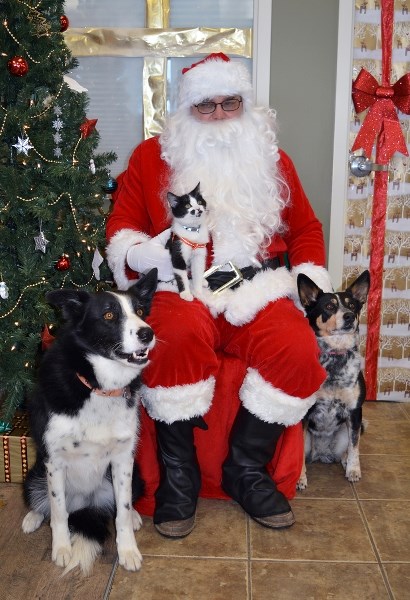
[178, 53, 253, 109]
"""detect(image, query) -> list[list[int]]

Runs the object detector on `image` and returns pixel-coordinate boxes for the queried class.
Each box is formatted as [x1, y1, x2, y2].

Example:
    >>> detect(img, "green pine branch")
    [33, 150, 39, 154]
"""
[0, 0, 117, 425]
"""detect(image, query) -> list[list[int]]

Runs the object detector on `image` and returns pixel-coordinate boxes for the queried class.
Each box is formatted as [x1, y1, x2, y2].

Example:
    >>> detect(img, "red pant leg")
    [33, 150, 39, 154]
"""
[223, 297, 327, 425]
[141, 291, 220, 422]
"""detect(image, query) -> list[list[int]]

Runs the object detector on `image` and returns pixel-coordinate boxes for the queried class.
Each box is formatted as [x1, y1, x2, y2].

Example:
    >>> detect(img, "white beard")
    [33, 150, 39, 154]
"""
[160, 108, 289, 268]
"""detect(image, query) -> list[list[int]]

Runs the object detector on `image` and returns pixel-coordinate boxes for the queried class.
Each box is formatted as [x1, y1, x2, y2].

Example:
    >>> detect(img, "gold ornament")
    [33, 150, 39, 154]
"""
[27, 8, 51, 38]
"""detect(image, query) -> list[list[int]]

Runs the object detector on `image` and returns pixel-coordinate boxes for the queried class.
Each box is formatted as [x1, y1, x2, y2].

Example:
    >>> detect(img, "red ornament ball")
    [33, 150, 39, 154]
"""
[55, 255, 70, 271]
[7, 56, 29, 77]
[60, 15, 69, 32]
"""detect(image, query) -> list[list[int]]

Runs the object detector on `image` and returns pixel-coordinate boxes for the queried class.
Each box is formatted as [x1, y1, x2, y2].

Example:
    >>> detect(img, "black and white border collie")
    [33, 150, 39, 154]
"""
[296, 270, 370, 489]
[22, 269, 157, 575]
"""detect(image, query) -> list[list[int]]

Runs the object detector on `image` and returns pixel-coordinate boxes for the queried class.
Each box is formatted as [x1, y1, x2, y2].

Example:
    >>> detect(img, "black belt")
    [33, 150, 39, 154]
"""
[204, 256, 287, 294]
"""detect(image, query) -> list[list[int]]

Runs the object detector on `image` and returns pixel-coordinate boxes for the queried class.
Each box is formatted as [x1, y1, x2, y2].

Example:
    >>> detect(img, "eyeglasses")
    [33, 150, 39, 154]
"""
[194, 97, 243, 114]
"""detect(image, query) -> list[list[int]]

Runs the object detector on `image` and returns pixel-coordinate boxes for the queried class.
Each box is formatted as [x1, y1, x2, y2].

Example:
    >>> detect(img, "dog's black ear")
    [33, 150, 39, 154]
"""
[130, 269, 158, 312]
[46, 289, 92, 322]
[297, 273, 322, 308]
[347, 270, 370, 305]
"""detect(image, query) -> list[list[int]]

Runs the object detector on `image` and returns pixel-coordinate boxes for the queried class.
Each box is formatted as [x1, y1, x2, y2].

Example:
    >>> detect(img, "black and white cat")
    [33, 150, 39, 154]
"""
[166, 183, 209, 301]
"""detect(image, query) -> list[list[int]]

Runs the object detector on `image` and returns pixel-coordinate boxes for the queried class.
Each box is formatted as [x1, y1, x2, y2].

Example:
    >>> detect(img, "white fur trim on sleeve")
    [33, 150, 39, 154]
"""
[292, 263, 333, 292]
[106, 229, 150, 290]
[140, 377, 215, 423]
[197, 266, 295, 326]
[240, 368, 317, 426]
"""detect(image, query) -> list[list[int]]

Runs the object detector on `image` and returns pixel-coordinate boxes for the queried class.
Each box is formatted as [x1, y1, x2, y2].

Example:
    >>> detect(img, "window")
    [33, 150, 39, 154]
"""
[65, 0, 269, 175]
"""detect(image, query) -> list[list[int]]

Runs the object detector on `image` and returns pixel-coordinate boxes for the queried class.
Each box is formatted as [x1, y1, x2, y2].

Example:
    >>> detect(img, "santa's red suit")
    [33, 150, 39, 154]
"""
[106, 135, 330, 503]
[106, 53, 332, 533]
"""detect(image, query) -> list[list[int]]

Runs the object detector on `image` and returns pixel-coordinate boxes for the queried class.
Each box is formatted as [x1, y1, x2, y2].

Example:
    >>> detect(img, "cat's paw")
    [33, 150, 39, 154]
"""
[180, 290, 193, 301]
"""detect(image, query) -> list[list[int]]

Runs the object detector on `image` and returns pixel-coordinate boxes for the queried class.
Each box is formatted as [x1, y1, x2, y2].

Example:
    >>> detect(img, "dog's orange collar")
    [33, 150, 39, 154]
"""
[76, 373, 131, 399]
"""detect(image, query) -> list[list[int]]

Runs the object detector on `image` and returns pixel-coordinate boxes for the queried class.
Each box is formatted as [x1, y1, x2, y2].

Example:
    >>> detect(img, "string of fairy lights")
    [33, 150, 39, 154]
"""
[3, 18, 55, 64]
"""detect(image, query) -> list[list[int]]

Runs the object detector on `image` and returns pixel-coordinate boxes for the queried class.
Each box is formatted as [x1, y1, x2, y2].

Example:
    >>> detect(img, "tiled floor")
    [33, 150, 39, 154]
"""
[1, 401, 409, 599]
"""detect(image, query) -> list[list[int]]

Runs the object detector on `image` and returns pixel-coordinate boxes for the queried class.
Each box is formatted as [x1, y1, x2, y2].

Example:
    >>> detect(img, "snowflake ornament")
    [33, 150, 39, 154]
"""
[13, 135, 33, 156]
[52, 118, 63, 131]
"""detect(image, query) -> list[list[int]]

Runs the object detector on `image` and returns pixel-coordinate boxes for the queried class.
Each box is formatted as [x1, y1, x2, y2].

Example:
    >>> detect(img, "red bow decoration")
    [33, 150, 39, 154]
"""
[80, 118, 98, 138]
[351, 68, 410, 162]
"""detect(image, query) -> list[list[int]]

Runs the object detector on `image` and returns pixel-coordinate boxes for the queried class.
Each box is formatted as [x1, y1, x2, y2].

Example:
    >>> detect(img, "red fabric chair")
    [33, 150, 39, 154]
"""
[135, 353, 303, 516]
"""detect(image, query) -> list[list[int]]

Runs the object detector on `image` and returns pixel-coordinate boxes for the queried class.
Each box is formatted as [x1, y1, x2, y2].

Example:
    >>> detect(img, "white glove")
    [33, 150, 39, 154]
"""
[126, 229, 174, 281]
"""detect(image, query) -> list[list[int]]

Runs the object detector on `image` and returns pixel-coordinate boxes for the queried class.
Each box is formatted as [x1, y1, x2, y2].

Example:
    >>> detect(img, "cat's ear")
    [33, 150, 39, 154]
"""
[192, 182, 201, 195]
[167, 191, 178, 208]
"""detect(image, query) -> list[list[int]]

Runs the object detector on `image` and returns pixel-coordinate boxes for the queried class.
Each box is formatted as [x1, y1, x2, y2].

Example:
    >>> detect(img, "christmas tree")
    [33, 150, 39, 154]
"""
[0, 1, 117, 428]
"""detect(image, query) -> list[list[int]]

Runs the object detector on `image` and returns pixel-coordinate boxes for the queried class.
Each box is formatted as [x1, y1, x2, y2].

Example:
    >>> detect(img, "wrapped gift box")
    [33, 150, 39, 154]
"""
[1, 412, 36, 483]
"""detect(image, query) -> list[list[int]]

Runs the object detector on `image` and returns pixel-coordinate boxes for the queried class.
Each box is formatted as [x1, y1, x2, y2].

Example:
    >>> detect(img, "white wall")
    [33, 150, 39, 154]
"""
[270, 0, 339, 261]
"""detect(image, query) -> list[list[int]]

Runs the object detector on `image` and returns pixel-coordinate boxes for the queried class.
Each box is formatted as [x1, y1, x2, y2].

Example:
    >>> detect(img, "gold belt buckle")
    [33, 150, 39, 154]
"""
[204, 261, 243, 295]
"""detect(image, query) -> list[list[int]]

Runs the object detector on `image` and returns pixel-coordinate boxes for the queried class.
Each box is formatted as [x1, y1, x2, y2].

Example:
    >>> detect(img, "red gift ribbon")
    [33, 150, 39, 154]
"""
[351, 0, 409, 401]
[351, 68, 410, 160]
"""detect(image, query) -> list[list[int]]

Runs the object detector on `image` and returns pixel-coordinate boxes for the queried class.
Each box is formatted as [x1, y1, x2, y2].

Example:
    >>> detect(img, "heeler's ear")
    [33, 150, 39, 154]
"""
[347, 270, 370, 305]
[297, 274, 322, 308]
[167, 192, 178, 208]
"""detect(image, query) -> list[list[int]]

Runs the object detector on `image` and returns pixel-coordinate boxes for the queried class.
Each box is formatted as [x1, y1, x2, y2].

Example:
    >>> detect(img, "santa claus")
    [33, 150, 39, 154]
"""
[106, 53, 332, 538]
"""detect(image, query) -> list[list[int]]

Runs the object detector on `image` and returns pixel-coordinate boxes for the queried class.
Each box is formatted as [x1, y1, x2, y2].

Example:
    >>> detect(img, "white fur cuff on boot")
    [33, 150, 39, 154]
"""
[141, 377, 215, 423]
[240, 368, 317, 426]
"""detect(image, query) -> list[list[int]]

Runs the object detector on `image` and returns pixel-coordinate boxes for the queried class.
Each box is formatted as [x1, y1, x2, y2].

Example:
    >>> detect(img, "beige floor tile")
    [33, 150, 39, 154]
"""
[251, 561, 390, 600]
[361, 500, 410, 562]
[109, 556, 248, 600]
[363, 401, 409, 422]
[400, 402, 410, 419]
[360, 421, 410, 455]
[2, 401, 409, 600]
[383, 563, 410, 600]
[0, 484, 115, 600]
[136, 498, 248, 558]
[295, 462, 354, 499]
[250, 499, 376, 562]
[354, 455, 410, 499]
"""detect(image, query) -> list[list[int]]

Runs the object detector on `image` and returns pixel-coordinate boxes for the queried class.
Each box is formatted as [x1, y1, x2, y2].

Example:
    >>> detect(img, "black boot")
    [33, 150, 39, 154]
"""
[222, 406, 295, 528]
[154, 416, 207, 538]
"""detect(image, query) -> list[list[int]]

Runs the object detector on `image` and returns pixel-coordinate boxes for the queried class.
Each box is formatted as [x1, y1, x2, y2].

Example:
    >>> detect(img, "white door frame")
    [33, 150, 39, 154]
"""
[253, 0, 272, 106]
[328, 0, 356, 287]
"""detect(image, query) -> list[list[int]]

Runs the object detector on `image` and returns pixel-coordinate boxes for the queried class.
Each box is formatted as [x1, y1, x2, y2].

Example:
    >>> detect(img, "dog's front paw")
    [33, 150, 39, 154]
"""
[52, 544, 72, 568]
[296, 475, 308, 490]
[346, 467, 361, 482]
[22, 510, 44, 533]
[118, 544, 143, 571]
[132, 508, 142, 531]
